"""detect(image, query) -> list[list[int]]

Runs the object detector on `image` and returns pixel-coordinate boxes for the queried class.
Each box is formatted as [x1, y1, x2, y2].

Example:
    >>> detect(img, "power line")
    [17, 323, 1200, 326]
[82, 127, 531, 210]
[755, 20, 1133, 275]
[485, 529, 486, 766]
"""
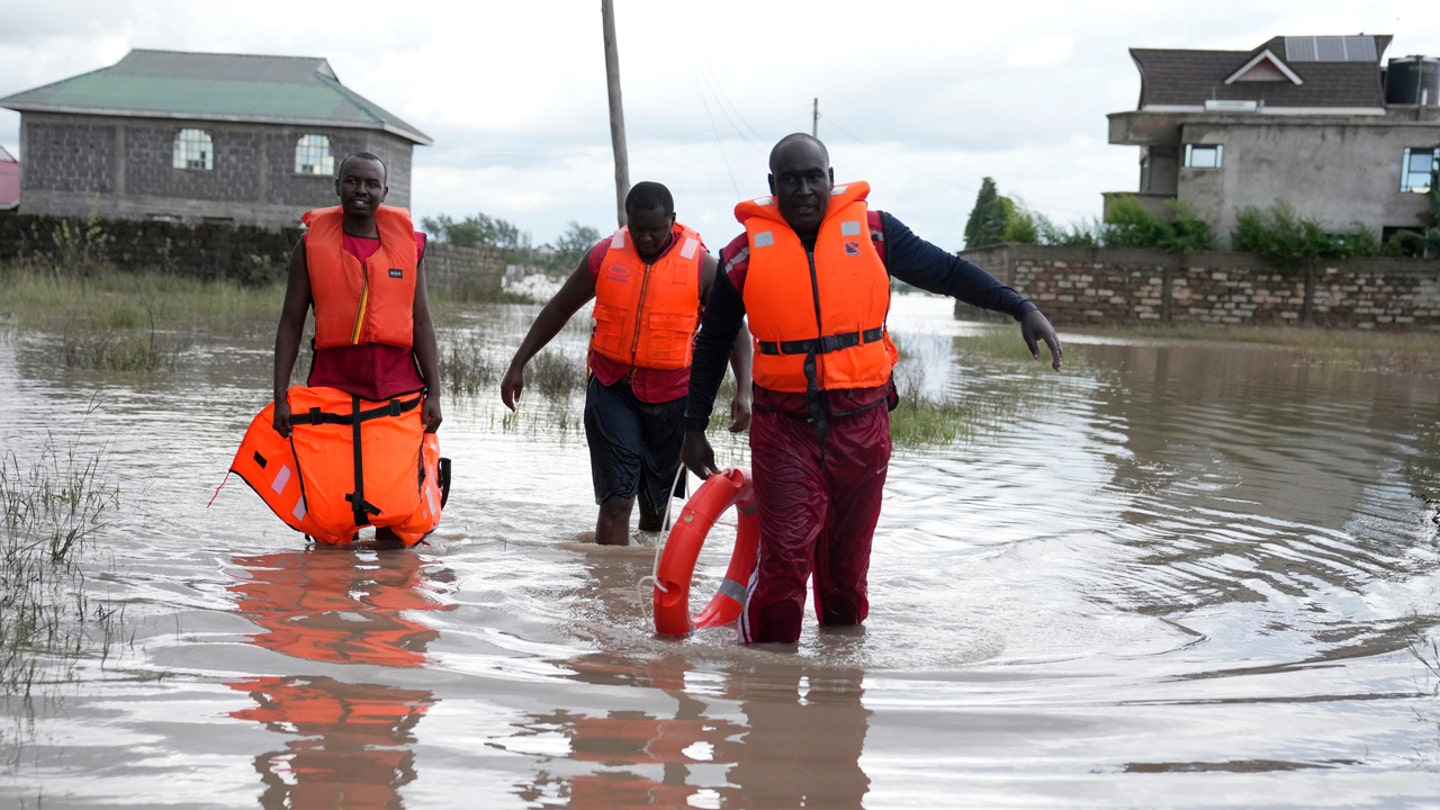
[688, 70, 741, 198]
[819, 111, 1099, 220]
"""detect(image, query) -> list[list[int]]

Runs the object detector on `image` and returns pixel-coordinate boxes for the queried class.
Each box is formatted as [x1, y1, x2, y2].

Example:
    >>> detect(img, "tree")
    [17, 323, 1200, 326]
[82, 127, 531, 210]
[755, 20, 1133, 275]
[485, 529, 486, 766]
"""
[550, 221, 603, 272]
[420, 212, 533, 263]
[963, 177, 1008, 248]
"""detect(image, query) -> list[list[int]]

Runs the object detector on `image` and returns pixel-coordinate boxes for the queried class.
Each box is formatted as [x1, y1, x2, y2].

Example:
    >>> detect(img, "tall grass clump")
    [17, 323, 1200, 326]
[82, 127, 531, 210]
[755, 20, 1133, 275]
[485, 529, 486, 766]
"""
[528, 350, 585, 401]
[438, 330, 500, 396]
[0, 437, 126, 701]
[888, 357, 980, 449]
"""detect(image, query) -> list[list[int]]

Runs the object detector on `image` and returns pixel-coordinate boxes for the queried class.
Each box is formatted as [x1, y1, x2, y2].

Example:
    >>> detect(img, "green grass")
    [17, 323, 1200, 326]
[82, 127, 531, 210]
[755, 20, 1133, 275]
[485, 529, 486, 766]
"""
[0, 262, 283, 328]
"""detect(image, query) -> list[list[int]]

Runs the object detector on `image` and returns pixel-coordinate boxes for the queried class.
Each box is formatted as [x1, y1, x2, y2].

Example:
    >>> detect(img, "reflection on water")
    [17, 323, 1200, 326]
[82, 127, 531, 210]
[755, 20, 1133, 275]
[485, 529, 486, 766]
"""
[0, 294, 1438, 808]
[226, 549, 454, 807]
[228, 549, 453, 667]
[494, 651, 869, 809]
[230, 675, 434, 808]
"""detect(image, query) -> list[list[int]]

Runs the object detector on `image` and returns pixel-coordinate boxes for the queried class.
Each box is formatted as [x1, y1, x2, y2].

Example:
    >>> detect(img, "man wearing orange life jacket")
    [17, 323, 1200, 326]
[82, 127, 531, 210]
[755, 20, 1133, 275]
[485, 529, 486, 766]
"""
[683, 134, 1063, 645]
[502, 181, 752, 546]
[272, 152, 443, 547]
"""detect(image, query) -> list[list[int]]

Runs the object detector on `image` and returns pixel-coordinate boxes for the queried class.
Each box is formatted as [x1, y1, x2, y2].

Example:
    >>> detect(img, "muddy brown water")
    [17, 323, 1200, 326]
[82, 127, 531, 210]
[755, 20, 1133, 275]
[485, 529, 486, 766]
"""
[1, 293, 1437, 808]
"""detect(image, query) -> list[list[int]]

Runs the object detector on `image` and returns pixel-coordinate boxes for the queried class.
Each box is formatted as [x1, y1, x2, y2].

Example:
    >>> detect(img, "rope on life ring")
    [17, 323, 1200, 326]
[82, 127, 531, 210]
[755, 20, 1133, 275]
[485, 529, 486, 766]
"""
[650, 467, 759, 637]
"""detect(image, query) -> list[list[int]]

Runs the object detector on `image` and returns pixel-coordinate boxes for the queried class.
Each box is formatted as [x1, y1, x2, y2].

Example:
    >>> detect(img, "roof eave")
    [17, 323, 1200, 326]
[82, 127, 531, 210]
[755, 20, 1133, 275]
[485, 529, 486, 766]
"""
[0, 103, 431, 145]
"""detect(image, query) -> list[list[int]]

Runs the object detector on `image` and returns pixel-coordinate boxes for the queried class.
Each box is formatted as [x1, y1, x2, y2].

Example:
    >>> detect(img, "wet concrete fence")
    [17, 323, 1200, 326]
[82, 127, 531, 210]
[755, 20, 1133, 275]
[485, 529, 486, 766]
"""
[0, 213, 504, 297]
[958, 244, 1440, 330]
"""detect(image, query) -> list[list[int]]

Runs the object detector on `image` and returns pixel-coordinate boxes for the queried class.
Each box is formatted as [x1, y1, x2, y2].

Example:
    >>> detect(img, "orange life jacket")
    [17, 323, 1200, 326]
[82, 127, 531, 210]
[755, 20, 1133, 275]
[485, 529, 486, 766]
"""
[591, 223, 704, 371]
[302, 205, 417, 350]
[738, 181, 897, 393]
[229, 386, 445, 547]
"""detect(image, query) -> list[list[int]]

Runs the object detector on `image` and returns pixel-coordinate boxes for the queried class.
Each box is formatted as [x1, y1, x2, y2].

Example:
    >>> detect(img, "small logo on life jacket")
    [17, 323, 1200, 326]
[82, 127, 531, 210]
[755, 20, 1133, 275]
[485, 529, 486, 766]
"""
[388, 268, 404, 279]
[844, 241, 861, 256]
[604, 265, 630, 283]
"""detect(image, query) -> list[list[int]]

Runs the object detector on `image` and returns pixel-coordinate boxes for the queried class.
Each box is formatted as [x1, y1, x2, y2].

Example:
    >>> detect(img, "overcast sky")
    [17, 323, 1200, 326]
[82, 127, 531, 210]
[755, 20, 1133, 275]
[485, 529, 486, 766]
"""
[2, 1, 1436, 251]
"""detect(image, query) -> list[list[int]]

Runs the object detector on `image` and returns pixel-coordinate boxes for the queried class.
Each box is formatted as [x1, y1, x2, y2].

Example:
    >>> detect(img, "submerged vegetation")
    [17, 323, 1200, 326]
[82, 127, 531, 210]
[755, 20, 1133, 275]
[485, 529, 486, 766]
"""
[0, 433, 126, 702]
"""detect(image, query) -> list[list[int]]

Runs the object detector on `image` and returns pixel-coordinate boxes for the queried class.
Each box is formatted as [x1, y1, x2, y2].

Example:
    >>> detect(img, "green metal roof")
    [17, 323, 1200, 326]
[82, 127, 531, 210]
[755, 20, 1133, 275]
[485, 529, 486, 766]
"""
[0, 49, 431, 145]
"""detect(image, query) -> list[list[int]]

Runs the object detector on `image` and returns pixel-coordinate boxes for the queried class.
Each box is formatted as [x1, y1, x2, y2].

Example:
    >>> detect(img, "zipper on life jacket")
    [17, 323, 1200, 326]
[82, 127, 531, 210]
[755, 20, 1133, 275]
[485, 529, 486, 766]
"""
[803, 249, 831, 443]
[349, 258, 370, 345]
[628, 261, 654, 365]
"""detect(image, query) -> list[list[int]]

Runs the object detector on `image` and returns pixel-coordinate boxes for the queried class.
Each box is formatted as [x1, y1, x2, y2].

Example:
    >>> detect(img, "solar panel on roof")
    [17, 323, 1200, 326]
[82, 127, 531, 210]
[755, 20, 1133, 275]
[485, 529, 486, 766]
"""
[1315, 38, 1346, 61]
[1285, 37, 1318, 61]
[1344, 36, 1377, 61]
[1285, 35, 1377, 62]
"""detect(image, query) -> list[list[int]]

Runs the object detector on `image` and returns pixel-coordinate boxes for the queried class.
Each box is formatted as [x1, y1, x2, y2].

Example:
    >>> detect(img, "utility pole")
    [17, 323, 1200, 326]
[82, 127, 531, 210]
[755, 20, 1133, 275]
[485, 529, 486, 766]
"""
[812, 98, 818, 137]
[601, 0, 630, 228]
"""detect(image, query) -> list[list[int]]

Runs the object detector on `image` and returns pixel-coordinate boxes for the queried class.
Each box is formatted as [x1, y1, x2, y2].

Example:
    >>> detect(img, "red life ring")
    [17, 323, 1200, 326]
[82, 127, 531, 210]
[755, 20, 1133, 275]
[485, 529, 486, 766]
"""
[652, 468, 759, 636]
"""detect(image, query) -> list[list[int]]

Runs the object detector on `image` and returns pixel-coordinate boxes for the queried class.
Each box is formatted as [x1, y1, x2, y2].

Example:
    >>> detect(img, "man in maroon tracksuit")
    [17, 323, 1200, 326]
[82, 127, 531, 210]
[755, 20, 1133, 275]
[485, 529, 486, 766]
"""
[682, 134, 1062, 645]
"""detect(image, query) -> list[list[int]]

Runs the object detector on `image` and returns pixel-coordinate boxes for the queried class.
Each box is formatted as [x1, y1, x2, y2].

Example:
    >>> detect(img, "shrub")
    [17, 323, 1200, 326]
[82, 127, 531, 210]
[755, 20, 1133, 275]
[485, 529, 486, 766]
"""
[1099, 195, 1215, 253]
[1230, 200, 1383, 268]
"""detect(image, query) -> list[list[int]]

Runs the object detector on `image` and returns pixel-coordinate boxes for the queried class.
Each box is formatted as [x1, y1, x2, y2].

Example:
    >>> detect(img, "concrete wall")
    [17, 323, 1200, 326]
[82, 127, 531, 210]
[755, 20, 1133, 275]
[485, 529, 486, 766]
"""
[0, 214, 503, 298]
[17, 112, 416, 230]
[1109, 108, 1440, 242]
[1177, 116, 1436, 238]
[957, 243, 1440, 331]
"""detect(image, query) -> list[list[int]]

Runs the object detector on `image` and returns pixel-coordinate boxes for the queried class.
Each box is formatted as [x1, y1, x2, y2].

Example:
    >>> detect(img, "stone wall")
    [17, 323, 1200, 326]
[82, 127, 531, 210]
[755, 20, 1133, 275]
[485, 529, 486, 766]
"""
[957, 244, 1440, 330]
[0, 213, 504, 297]
[17, 113, 417, 229]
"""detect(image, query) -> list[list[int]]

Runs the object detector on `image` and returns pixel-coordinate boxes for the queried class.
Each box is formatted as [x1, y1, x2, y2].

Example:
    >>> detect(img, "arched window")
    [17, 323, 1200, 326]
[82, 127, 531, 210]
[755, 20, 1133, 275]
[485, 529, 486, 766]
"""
[173, 128, 213, 170]
[295, 134, 334, 175]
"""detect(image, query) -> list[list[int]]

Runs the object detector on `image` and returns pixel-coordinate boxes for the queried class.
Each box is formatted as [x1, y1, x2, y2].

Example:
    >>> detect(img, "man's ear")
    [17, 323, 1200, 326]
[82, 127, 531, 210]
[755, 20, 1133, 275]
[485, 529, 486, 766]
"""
[767, 173, 776, 196]
[828, 167, 834, 184]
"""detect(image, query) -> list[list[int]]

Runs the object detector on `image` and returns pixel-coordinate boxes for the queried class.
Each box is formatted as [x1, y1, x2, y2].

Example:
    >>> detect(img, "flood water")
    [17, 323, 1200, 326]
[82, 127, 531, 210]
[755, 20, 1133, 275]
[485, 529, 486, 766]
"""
[2, 292, 1438, 808]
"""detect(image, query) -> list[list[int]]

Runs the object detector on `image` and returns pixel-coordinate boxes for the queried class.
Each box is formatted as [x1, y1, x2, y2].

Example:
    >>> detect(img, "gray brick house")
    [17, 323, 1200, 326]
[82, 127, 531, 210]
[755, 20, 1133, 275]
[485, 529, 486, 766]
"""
[0, 49, 431, 229]
[1107, 35, 1440, 243]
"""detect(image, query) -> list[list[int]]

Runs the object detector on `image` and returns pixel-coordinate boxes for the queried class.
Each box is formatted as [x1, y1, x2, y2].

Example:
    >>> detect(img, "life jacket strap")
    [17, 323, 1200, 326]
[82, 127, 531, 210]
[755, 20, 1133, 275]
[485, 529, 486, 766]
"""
[757, 326, 883, 356]
[288, 394, 423, 426]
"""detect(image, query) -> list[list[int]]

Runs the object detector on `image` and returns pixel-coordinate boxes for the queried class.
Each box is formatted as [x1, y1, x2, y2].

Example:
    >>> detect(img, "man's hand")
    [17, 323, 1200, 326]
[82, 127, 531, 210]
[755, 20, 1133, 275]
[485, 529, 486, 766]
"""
[728, 388, 752, 433]
[500, 365, 524, 411]
[1020, 309, 1063, 372]
[681, 430, 719, 479]
[422, 396, 443, 433]
[272, 398, 292, 438]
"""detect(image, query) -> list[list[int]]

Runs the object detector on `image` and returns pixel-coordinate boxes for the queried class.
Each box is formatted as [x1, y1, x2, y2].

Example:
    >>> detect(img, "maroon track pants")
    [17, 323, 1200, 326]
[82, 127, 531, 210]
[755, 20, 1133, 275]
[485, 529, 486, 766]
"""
[739, 404, 891, 644]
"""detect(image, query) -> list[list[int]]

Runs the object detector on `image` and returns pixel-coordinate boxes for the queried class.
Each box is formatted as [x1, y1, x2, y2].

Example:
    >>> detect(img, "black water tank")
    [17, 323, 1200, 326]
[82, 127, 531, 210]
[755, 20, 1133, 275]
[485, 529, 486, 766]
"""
[1386, 55, 1440, 106]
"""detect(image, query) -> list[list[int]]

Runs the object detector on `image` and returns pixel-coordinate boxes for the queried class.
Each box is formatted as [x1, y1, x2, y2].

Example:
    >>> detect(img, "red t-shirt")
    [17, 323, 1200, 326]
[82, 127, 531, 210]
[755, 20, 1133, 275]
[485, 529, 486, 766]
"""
[305, 232, 427, 401]
[585, 233, 703, 404]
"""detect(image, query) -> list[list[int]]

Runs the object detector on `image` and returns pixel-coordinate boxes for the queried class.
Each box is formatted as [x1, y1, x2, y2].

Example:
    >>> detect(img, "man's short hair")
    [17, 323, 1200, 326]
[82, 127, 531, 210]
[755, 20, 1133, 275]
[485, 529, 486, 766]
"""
[625, 181, 674, 216]
[769, 133, 829, 173]
[339, 152, 387, 183]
